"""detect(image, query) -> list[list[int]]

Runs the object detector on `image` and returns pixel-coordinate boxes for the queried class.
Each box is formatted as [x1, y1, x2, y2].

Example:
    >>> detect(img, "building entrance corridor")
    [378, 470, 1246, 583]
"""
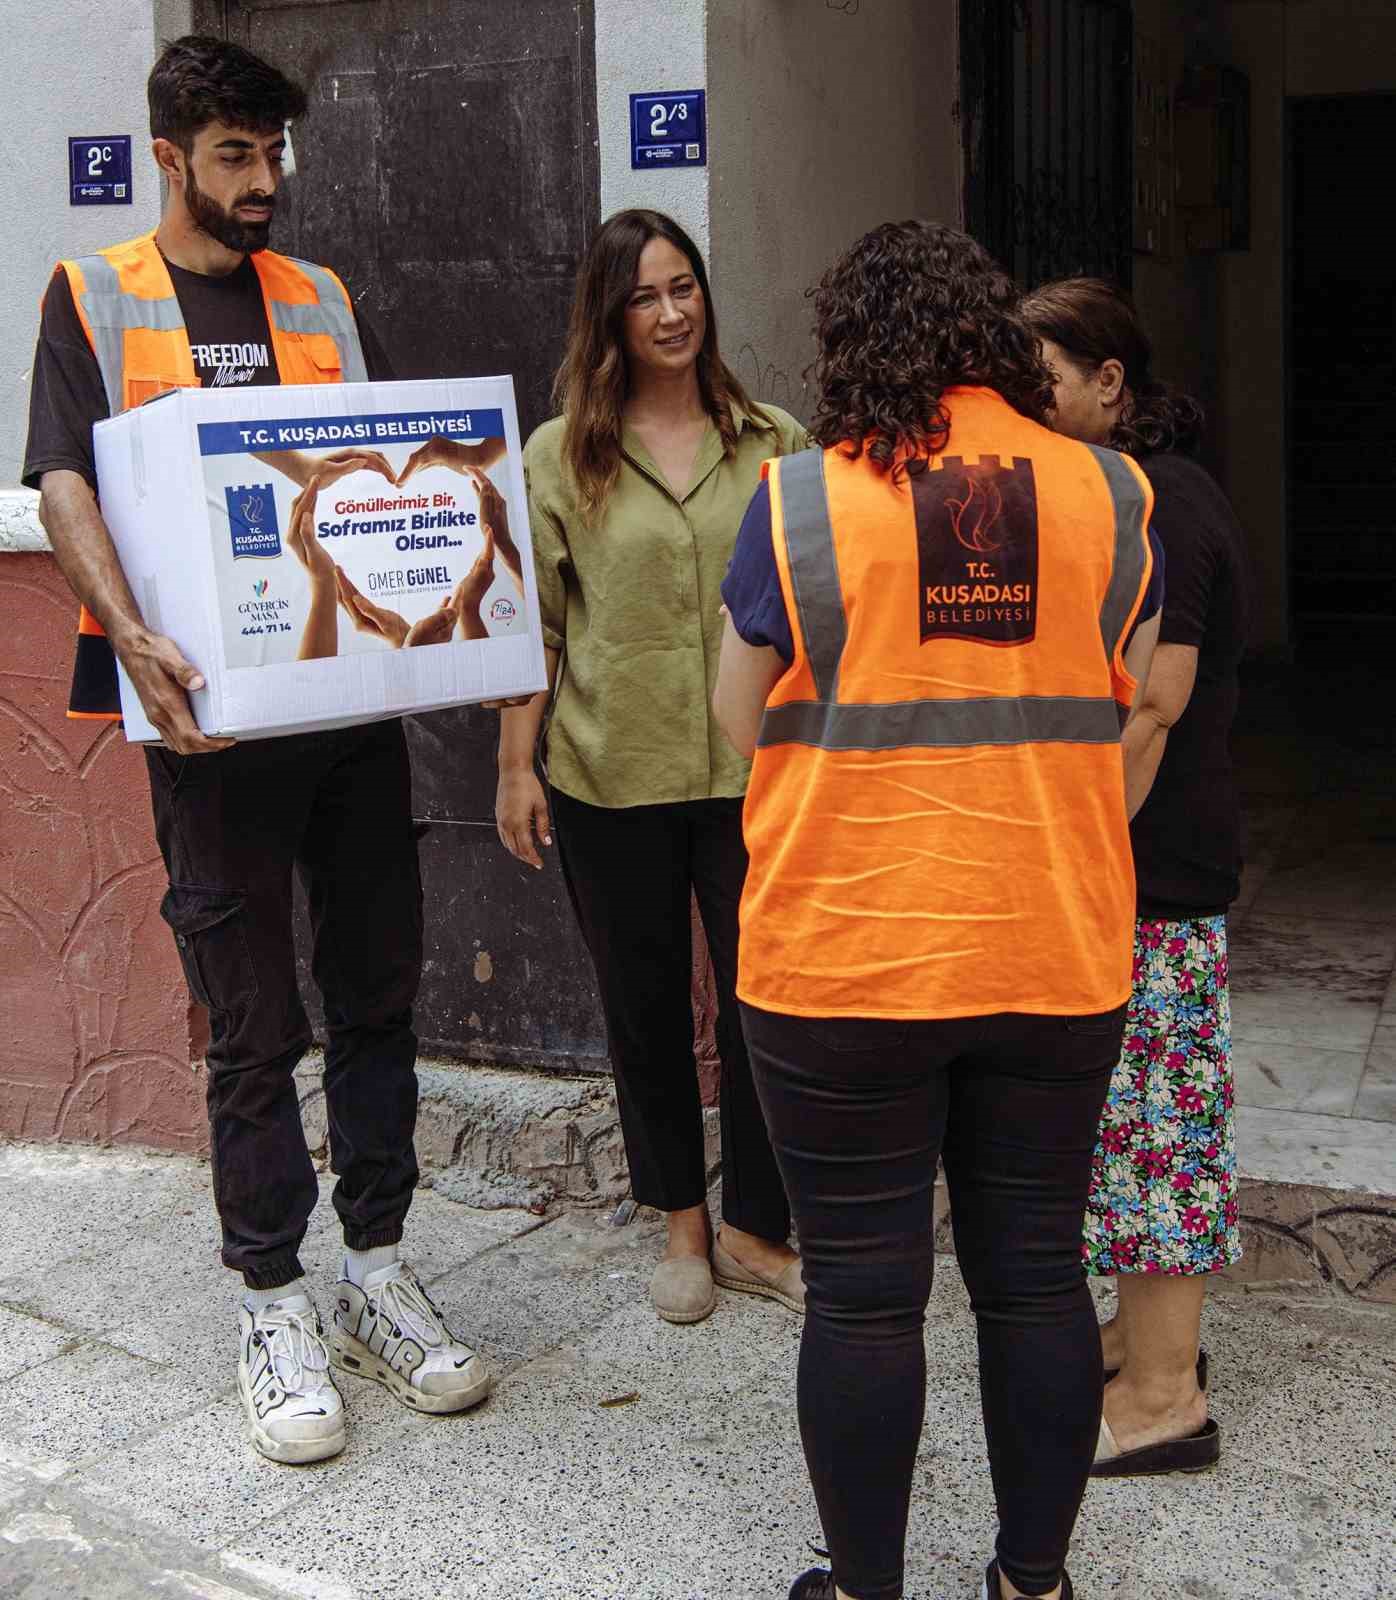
[1227, 657, 1396, 1291]
[1287, 93, 1396, 667]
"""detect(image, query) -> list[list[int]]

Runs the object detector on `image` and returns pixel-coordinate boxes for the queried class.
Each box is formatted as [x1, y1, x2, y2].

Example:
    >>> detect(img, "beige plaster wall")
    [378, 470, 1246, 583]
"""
[706, 0, 961, 422]
[595, 0, 710, 258]
[0, 0, 180, 491]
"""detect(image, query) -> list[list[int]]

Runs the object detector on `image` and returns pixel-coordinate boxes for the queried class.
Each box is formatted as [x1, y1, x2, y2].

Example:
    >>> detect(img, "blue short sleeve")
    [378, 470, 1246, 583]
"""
[1143, 526, 1166, 622]
[720, 479, 795, 664]
[1125, 527, 1166, 650]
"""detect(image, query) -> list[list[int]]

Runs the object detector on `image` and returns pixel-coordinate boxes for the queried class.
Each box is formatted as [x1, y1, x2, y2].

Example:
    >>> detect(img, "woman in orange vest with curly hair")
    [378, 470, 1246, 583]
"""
[715, 222, 1161, 1600]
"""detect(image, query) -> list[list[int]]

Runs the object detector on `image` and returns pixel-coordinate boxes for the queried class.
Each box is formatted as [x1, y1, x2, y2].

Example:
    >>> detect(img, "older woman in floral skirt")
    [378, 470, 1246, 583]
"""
[1023, 277, 1250, 1477]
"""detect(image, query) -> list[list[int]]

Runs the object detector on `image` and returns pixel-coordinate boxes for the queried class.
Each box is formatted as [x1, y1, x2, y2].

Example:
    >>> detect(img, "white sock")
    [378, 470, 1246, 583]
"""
[344, 1243, 399, 1286]
[244, 1277, 308, 1313]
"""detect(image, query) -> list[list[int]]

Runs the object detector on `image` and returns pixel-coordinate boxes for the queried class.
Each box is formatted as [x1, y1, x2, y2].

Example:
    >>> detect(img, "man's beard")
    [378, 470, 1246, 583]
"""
[185, 165, 276, 254]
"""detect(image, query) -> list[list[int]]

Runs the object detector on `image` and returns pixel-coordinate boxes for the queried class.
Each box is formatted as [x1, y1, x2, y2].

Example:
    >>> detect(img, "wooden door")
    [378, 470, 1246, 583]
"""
[200, 0, 609, 1071]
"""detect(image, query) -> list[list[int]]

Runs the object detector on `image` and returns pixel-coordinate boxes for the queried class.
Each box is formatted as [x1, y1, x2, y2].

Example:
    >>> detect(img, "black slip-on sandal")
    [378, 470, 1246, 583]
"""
[1091, 1414, 1221, 1478]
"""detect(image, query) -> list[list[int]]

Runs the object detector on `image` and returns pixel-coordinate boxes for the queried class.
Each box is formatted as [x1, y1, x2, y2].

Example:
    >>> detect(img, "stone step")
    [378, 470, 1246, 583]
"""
[295, 1052, 718, 1215]
[296, 1055, 1394, 1303]
[928, 1105, 1396, 1306]
[1226, 1105, 1396, 1305]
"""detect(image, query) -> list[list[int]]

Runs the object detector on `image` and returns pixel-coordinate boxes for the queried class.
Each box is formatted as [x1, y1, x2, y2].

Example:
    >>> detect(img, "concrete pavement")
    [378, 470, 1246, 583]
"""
[0, 1141, 1391, 1600]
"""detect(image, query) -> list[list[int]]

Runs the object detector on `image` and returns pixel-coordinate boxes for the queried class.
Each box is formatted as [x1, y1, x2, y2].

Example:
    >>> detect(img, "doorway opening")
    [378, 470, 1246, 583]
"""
[1286, 93, 1396, 667]
[960, 0, 1135, 289]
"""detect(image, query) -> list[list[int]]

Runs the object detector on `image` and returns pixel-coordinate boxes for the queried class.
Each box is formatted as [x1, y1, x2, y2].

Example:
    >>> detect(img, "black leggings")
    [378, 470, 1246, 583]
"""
[742, 1004, 1124, 1600]
[552, 789, 791, 1243]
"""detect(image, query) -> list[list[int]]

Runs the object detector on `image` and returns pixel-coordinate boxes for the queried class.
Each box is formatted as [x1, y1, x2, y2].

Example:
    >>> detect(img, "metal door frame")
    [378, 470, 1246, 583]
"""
[960, 0, 1134, 290]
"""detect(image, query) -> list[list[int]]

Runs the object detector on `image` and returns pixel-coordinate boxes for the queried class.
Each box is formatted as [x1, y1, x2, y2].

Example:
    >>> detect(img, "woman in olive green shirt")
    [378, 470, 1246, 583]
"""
[496, 210, 807, 1325]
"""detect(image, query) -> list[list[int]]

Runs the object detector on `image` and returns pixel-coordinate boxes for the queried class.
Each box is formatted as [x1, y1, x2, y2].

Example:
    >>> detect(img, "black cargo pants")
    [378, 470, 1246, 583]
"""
[146, 719, 423, 1290]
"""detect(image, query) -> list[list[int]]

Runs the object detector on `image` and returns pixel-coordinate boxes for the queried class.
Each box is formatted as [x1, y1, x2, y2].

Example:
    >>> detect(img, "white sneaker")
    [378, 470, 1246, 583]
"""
[237, 1294, 346, 1464]
[330, 1259, 492, 1415]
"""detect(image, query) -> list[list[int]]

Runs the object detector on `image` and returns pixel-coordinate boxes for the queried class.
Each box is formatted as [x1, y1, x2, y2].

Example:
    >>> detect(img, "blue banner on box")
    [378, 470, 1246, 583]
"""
[198, 408, 506, 456]
[630, 91, 706, 169]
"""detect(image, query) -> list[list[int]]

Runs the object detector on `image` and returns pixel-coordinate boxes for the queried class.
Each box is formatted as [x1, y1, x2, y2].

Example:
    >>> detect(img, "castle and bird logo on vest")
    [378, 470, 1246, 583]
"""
[198, 406, 530, 668]
[912, 456, 1039, 646]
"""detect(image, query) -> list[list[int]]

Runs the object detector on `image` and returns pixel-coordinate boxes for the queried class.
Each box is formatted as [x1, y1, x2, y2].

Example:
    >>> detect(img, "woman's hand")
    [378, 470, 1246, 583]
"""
[333, 567, 463, 649]
[454, 527, 497, 640]
[395, 436, 472, 486]
[285, 481, 335, 583]
[466, 467, 524, 593]
[286, 481, 341, 660]
[395, 434, 507, 485]
[255, 448, 397, 490]
[496, 766, 552, 869]
[404, 594, 461, 648]
[312, 449, 398, 489]
[333, 565, 409, 648]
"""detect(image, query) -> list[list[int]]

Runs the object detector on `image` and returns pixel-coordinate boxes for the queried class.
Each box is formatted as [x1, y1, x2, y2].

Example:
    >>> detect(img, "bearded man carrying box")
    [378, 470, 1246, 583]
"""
[22, 34, 525, 1464]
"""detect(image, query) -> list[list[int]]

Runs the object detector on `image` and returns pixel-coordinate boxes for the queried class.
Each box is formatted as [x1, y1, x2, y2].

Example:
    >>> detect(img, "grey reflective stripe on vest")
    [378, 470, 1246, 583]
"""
[777, 448, 846, 701]
[72, 253, 184, 413]
[758, 694, 1123, 751]
[73, 252, 368, 409]
[1086, 444, 1149, 661]
[761, 446, 1128, 754]
[271, 258, 368, 382]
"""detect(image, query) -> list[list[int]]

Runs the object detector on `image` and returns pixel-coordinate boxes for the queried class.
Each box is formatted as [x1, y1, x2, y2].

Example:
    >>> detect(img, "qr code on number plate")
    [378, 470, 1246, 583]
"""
[686, 143, 700, 159]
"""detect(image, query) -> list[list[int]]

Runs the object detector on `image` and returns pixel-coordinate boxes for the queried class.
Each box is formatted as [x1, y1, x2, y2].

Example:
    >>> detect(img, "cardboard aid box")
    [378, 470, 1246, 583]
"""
[93, 376, 548, 740]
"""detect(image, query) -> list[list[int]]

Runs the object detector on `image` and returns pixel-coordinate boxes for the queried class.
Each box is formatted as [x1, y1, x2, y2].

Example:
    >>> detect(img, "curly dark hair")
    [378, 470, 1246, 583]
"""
[807, 221, 1057, 472]
[150, 35, 307, 151]
[1019, 277, 1204, 458]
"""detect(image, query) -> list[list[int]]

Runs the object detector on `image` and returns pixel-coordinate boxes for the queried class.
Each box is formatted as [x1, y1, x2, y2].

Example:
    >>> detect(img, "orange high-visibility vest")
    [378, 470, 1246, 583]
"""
[58, 231, 367, 719]
[737, 387, 1154, 1020]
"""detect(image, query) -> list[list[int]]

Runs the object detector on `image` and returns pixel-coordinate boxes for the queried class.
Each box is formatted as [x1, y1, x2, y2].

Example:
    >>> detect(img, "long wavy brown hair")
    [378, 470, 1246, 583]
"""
[1020, 277, 1204, 458]
[554, 209, 769, 517]
[808, 221, 1056, 473]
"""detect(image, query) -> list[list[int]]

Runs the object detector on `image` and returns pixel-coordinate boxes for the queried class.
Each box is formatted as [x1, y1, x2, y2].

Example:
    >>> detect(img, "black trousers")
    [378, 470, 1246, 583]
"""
[146, 720, 423, 1290]
[742, 1003, 1125, 1600]
[551, 789, 790, 1243]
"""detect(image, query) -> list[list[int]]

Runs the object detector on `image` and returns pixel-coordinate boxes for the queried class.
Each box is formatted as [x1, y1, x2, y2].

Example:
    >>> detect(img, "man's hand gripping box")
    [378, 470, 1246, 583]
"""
[93, 376, 547, 740]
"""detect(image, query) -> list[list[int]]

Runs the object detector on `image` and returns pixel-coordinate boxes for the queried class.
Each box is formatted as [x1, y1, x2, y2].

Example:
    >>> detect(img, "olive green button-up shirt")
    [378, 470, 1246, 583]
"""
[523, 402, 809, 809]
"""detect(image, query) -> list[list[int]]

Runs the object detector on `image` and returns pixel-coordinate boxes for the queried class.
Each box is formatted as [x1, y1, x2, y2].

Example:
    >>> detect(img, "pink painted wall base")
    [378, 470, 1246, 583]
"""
[0, 553, 205, 1150]
[1, 554, 722, 1152]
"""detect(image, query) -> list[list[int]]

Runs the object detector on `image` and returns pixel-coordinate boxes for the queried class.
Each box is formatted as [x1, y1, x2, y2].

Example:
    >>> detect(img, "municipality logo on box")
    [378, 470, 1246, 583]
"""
[226, 483, 281, 559]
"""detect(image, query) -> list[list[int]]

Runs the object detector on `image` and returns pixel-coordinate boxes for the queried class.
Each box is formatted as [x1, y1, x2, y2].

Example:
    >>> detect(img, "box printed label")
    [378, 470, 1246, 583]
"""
[226, 482, 282, 559]
[200, 407, 529, 669]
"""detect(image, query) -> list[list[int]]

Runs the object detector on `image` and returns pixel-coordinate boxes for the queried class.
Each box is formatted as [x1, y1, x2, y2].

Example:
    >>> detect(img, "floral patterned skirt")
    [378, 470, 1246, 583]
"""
[1083, 914, 1241, 1276]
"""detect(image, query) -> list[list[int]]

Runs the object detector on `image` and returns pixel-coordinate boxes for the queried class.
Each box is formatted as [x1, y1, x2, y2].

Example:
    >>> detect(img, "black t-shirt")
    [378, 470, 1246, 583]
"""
[1130, 452, 1251, 918]
[22, 252, 394, 491]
